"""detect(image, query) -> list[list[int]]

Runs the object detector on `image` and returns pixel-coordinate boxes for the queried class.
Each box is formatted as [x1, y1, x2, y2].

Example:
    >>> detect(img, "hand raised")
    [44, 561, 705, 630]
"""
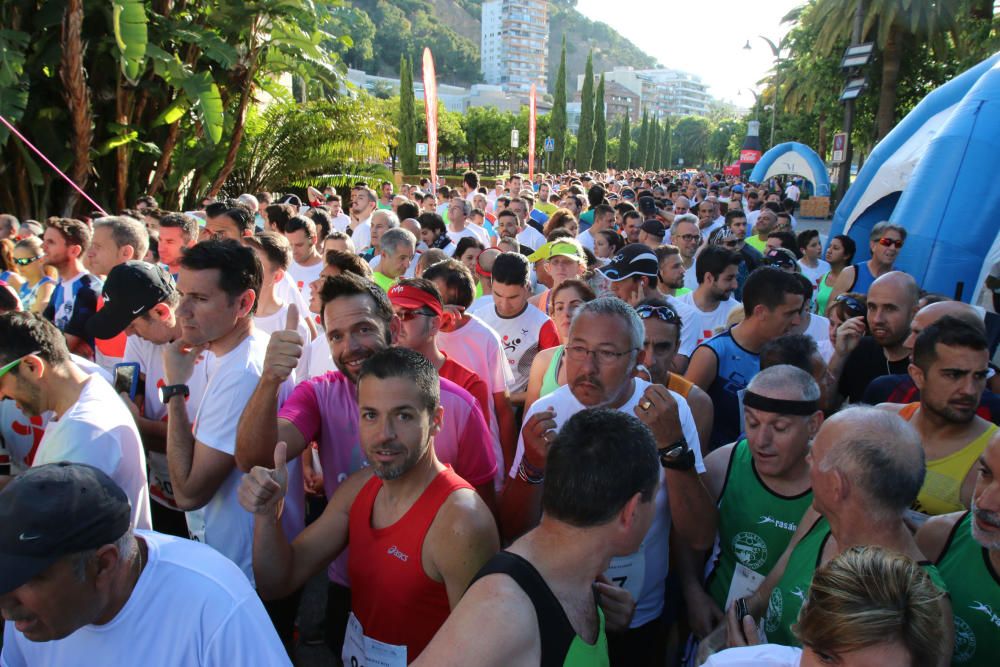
[238, 441, 289, 516]
[262, 304, 304, 383]
[633, 384, 682, 447]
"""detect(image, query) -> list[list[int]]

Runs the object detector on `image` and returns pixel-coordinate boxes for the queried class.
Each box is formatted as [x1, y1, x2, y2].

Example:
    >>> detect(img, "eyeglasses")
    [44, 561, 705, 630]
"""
[13, 255, 44, 266]
[396, 308, 436, 322]
[564, 344, 636, 365]
[877, 237, 904, 249]
[675, 234, 700, 243]
[0, 350, 41, 379]
[636, 305, 680, 323]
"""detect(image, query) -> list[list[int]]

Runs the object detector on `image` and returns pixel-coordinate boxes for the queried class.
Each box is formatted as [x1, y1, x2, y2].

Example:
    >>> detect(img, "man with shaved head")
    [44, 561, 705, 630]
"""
[828, 271, 920, 405]
[726, 406, 953, 662]
[676, 365, 821, 641]
[864, 299, 1000, 422]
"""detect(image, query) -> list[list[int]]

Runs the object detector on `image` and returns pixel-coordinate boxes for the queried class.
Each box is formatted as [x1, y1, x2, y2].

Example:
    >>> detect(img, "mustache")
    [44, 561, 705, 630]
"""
[974, 507, 1000, 529]
[572, 374, 604, 390]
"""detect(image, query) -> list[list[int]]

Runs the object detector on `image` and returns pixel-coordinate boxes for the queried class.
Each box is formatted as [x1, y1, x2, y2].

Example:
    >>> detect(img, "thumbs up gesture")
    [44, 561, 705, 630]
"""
[262, 303, 303, 384]
[238, 441, 290, 516]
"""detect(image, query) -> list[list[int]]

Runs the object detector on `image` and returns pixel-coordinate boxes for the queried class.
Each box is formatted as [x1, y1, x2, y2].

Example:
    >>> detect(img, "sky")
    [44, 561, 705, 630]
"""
[574, 0, 805, 105]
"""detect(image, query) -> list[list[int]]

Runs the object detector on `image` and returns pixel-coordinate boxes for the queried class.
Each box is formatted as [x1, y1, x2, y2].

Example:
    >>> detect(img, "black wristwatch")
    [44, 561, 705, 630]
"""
[658, 438, 695, 471]
[159, 384, 190, 404]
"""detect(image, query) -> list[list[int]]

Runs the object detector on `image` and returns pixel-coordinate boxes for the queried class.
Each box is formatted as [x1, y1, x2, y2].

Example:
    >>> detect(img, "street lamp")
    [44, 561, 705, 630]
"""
[737, 89, 761, 121]
[744, 36, 782, 148]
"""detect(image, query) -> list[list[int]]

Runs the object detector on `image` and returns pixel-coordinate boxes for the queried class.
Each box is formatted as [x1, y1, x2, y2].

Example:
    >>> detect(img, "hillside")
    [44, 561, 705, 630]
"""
[349, 0, 659, 92]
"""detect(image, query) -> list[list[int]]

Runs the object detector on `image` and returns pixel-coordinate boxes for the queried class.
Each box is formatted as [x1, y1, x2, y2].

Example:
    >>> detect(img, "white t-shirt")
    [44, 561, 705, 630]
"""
[275, 273, 312, 321]
[286, 258, 324, 306]
[517, 225, 546, 252]
[446, 224, 488, 248]
[1, 531, 291, 667]
[254, 301, 311, 345]
[577, 228, 597, 251]
[474, 303, 558, 393]
[35, 376, 152, 531]
[510, 378, 705, 627]
[0, 356, 110, 475]
[330, 212, 351, 233]
[703, 644, 802, 666]
[798, 258, 831, 290]
[802, 312, 831, 351]
[297, 334, 336, 380]
[351, 217, 372, 251]
[785, 183, 801, 202]
[700, 219, 724, 241]
[677, 292, 741, 346]
[683, 263, 699, 291]
[190, 329, 302, 581]
[437, 315, 514, 487]
[466, 295, 494, 317]
[124, 336, 210, 510]
[665, 294, 700, 360]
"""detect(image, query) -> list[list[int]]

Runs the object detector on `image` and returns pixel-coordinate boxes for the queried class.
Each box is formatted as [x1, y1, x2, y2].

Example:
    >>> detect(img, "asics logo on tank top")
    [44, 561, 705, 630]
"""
[387, 545, 409, 562]
[970, 601, 1000, 629]
[758, 515, 797, 532]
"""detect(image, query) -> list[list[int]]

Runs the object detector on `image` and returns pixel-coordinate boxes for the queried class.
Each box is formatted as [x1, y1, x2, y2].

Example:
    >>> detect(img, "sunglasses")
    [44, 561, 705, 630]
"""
[396, 308, 436, 322]
[636, 305, 680, 323]
[764, 254, 797, 269]
[0, 350, 41, 379]
[877, 237, 904, 249]
[835, 294, 867, 318]
[14, 254, 44, 266]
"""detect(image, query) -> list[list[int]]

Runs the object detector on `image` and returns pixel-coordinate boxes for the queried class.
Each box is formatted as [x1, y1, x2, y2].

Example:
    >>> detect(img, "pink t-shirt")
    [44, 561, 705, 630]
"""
[277, 371, 496, 585]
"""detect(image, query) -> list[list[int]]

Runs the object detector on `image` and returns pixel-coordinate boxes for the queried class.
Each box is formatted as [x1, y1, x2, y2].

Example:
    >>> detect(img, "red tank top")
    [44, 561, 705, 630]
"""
[348, 466, 472, 661]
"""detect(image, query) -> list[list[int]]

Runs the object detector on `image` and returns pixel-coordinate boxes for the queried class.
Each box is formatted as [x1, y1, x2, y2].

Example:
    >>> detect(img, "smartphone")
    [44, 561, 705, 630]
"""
[735, 597, 750, 620]
[113, 362, 140, 401]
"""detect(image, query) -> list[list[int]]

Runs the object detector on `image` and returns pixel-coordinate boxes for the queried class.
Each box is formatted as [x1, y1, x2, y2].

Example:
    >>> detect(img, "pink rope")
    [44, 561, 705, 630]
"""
[0, 113, 108, 216]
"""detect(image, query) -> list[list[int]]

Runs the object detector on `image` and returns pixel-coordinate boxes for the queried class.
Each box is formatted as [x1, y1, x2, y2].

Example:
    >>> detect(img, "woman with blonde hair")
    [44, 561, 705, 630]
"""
[707, 545, 949, 666]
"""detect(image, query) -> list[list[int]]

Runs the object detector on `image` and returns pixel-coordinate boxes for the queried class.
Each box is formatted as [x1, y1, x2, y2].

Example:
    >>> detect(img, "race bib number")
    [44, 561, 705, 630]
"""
[342, 612, 407, 667]
[604, 544, 646, 602]
[185, 509, 206, 543]
[725, 562, 765, 611]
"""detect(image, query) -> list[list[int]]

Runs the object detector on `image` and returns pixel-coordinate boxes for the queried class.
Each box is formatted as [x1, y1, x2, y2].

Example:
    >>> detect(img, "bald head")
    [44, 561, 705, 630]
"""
[819, 407, 925, 517]
[869, 271, 919, 308]
[400, 218, 421, 239]
[478, 248, 501, 273]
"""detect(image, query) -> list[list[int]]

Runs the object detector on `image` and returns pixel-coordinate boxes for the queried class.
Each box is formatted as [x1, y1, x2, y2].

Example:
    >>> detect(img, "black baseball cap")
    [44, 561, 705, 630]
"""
[640, 219, 666, 238]
[0, 463, 131, 594]
[638, 196, 658, 215]
[86, 261, 175, 340]
[597, 243, 659, 282]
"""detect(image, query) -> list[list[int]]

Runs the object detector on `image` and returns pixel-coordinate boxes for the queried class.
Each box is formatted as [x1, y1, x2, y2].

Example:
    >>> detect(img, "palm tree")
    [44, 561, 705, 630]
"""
[804, 0, 962, 140]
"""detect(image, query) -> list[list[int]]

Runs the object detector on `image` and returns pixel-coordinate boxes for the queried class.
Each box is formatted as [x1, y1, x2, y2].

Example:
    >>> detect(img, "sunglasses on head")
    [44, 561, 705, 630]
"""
[876, 237, 903, 249]
[636, 305, 680, 323]
[13, 254, 44, 266]
[0, 350, 41, 379]
[835, 294, 867, 318]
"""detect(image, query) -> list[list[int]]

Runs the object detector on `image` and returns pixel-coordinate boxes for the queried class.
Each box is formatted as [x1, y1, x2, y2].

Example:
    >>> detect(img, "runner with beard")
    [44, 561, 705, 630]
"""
[238, 347, 499, 664]
[234, 272, 497, 656]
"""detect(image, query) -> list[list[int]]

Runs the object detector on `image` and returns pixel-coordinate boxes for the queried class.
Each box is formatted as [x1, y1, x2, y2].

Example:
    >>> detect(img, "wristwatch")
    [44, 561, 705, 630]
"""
[159, 384, 190, 404]
[658, 438, 695, 471]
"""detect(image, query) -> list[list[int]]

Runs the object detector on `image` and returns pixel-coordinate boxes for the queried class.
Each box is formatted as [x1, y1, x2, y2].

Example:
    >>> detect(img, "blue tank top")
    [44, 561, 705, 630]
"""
[849, 261, 876, 295]
[700, 329, 759, 451]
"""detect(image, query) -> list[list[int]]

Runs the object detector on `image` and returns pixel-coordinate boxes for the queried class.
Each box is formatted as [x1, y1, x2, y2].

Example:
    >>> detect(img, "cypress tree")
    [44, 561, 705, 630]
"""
[591, 74, 607, 171]
[616, 115, 630, 169]
[662, 115, 673, 169]
[575, 51, 595, 171]
[648, 117, 659, 171]
[398, 55, 418, 175]
[550, 36, 568, 171]
[635, 110, 648, 169]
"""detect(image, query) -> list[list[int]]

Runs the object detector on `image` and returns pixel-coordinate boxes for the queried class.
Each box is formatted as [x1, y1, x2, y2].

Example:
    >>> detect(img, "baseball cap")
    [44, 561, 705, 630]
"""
[638, 196, 658, 216]
[85, 261, 174, 340]
[527, 240, 585, 264]
[732, 184, 745, 194]
[597, 243, 659, 282]
[763, 247, 799, 270]
[0, 463, 131, 594]
[640, 220, 666, 239]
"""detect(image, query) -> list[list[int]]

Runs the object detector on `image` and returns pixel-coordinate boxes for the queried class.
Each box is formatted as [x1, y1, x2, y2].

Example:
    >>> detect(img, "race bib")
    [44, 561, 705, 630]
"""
[725, 562, 765, 611]
[342, 612, 407, 667]
[185, 509, 206, 543]
[604, 543, 646, 602]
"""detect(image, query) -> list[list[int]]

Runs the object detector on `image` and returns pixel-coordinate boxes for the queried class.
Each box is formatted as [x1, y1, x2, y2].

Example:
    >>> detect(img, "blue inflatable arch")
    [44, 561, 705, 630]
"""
[749, 142, 831, 197]
[829, 52, 1000, 302]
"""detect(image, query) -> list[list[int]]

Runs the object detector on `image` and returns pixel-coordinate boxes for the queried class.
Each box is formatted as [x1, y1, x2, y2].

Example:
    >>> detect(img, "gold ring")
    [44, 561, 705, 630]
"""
[640, 400, 652, 410]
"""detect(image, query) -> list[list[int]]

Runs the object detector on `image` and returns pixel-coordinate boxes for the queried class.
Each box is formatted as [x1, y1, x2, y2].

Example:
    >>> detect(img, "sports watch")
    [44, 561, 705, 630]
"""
[159, 384, 190, 404]
[658, 438, 695, 471]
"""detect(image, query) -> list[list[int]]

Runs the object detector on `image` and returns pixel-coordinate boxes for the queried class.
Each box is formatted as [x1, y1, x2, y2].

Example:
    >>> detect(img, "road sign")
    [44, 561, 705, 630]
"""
[831, 132, 847, 163]
[511, 129, 519, 148]
[415, 142, 429, 157]
[544, 136, 555, 152]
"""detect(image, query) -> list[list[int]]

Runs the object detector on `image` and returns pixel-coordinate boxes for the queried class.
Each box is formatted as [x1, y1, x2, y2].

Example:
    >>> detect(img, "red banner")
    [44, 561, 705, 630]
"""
[528, 84, 536, 181]
[739, 149, 762, 164]
[422, 48, 438, 193]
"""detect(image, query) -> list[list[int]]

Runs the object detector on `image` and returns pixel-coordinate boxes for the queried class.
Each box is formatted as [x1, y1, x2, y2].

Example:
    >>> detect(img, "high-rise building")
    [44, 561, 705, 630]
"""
[481, 0, 549, 96]
[588, 67, 713, 118]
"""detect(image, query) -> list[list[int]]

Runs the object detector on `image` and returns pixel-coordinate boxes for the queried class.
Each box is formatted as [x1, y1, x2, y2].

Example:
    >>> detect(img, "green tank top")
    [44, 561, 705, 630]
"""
[813, 271, 834, 315]
[936, 512, 1000, 666]
[766, 517, 949, 647]
[540, 345, 565, 399]
[705, 440, 813, 611]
